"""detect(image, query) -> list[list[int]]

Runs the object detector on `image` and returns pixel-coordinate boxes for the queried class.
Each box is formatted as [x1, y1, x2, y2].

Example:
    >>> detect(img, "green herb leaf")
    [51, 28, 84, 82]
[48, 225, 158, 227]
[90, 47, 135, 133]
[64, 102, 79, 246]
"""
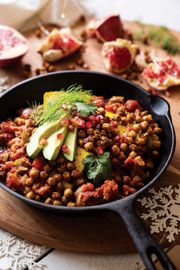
[75, 102, 97, 117]
[30, 84, 93, 126]
[147, 26, 180, 55]
[83, 152, 112, 185]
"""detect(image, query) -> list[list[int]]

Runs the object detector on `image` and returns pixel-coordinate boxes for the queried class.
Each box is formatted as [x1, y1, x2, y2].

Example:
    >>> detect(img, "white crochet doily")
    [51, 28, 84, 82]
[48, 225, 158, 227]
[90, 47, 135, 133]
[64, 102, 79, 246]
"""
[0, 229, 47, 270]
[138, 184, 180, 243]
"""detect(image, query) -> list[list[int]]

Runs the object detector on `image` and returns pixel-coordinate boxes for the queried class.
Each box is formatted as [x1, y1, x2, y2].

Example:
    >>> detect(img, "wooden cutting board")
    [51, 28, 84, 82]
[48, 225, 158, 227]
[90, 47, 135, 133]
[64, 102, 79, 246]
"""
[0, 21, 180, 253]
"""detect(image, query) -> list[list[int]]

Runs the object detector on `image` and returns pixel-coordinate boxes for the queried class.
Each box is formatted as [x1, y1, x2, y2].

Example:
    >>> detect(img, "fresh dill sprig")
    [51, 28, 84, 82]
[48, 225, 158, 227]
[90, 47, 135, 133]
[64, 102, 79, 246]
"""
[28, 102, 43, 124]
[36, 84, 93, 125]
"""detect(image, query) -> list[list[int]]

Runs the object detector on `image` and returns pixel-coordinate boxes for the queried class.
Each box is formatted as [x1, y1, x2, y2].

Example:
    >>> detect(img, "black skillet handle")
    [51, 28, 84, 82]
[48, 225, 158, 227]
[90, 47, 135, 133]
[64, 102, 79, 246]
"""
[111, 200, 176, 270]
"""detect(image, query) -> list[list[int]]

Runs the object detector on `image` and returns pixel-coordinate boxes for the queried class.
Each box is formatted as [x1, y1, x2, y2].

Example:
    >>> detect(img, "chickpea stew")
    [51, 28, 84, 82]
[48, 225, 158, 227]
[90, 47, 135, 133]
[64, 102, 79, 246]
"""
[0, 85, 162, 207]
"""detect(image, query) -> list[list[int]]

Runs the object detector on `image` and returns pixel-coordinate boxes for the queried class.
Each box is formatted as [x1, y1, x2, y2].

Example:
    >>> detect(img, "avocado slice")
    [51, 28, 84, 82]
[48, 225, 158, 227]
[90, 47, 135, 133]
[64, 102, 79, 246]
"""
[63, 127, 78, 161]
[26, 113, 68, 159]
[43, 125, 68, 161]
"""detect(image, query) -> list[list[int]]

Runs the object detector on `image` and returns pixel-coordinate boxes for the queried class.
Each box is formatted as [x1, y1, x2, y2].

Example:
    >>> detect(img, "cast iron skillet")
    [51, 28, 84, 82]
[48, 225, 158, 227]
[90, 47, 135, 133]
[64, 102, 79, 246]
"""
[0, 71, 176, 270]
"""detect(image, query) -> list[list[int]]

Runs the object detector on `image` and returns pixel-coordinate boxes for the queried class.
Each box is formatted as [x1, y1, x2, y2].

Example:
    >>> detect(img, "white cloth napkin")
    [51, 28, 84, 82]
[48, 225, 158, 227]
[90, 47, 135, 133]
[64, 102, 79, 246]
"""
[0, 0, 84, 30]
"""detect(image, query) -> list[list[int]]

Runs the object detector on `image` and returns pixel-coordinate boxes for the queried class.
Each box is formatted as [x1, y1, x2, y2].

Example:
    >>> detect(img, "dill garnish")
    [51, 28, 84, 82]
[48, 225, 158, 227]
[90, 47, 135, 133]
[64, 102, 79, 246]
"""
[28, 102, 43, 124]
[34, 84, 93, 125]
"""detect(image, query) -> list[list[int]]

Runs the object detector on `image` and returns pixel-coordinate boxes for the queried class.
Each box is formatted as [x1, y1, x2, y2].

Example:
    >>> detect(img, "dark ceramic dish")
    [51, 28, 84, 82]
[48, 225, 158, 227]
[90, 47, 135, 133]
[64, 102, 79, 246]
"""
[0, 71, 176, 270]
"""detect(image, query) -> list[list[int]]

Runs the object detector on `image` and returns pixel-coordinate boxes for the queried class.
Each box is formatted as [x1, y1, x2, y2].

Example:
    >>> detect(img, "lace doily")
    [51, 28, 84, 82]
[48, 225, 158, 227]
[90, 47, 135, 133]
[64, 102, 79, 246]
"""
[0, 228, 47, 270]
[138, 184, 180, 243]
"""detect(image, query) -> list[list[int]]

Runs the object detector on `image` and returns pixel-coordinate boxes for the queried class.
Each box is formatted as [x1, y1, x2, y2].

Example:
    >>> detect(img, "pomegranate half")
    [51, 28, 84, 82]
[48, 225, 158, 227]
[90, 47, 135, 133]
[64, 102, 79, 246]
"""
[0, 25, 29, 67]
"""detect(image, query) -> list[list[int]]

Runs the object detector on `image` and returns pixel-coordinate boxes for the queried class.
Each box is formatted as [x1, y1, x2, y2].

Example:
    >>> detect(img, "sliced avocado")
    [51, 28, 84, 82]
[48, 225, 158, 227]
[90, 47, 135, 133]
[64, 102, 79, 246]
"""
[63, 127, 78, 161]
[26, 113, 68, 159]
[43, 125, 68, 161]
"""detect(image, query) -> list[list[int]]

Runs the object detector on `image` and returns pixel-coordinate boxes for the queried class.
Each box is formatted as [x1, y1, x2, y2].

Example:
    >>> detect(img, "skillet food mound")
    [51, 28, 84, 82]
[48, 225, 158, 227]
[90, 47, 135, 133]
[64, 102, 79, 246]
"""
[0, 85, 162, 207]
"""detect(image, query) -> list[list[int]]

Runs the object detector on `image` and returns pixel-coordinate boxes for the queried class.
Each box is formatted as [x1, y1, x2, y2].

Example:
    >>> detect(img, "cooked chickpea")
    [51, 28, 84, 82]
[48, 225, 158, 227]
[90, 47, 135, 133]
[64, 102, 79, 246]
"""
[102, 123, 111, 131]
[153, 127, 162, 134]
[143, 115, 153, 122]
[129, 144, 138, 151]
[129, 151, 137, 158]
[25, 119, 34, 128]
[47, 177, 56, 186]
[61, 195, 68, 205]
[136, 137, 145, 145]
[111, 145, 120, 155]
[120, 143, 128, 151]
[58, 165, 66, 173]
[152, 150, 159, 158]
[57, 156, 65, 165]
[140, 121, 148, 130]
[87, 128, 94, 135]
[152, 140, 161, 148]
[78, 129, 86, 138]
[29, 168, 39, 179]
[63, 171, 71, 181]
[97, 107, 105, 115]
[43, 164, 51, 172]
[123, 175, 131, 184]
[125, 136, 133, 144]
[76, 178, 85, 186]
[71, 169, 81, 179]
[35, 195, 41, 201]
[26, 191, 35, 199]
[53, 173, 63, 182]
[24, 186, 31, 194]
[53, 200, 62, 206]
[133, 124, 140, 133]
[135, 116, 142, 123]
[45, 198, 52, 204]
[40, 171, 48, 180]
[128, 130, 136, 138]
[67, 202, 76, 207]
[66, 162, 76, 171]
[52, 192, 61, 200]
[78, 139, 84, 146]
[64, 188, 73, 198]
[25, 178, 34, 186]
[63, 182, 73, 189]
[16, 118, 25, 126]
[141, 110, 148, 116]
[84, 142, 94, 151]
[55, 182, 63, 192]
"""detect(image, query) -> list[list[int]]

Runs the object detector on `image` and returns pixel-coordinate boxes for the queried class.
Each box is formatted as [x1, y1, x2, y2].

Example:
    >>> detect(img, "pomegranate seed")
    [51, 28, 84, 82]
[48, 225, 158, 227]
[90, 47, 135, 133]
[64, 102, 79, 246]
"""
[96, 115, 103, 122]
[57, 133, 62, 139]
[88, 115, 96, 121]
[62, 144, 69, 153]
[86, 121, 93, 128]
[114, 135, 120, 143]
[96, 147, 104, 155]
[110, 120, 117, 128]
[68, 125, 74, 131]
[78, 119, 86, 128]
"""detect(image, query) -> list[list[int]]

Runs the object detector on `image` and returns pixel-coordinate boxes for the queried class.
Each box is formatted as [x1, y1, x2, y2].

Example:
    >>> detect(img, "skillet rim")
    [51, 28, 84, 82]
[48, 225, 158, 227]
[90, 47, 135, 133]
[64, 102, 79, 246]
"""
[0, 70, 176, 213]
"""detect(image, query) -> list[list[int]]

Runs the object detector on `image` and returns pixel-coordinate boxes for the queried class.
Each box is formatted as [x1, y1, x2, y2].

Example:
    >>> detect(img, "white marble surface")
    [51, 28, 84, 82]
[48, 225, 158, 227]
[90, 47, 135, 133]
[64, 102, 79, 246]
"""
[0, 1, 180, 269]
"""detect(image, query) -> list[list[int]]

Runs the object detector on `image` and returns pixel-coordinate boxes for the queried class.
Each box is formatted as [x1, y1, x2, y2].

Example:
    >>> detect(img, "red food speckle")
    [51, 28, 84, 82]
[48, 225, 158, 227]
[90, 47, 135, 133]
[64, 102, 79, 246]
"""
[62, 144, 69, 153]
[125, 100, 140, 112]
[32, 155, 46, 170]
[57, 133, 62, 139]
